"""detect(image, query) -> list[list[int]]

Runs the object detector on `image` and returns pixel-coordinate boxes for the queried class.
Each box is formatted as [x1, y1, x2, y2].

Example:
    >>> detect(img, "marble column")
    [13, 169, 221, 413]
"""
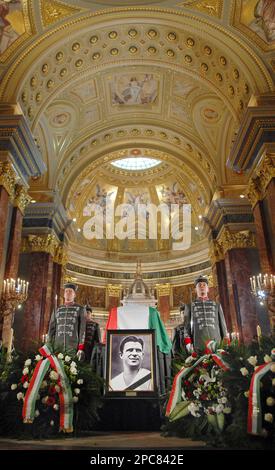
[156, 284, 171, 323]
[212, 260, 232, 332]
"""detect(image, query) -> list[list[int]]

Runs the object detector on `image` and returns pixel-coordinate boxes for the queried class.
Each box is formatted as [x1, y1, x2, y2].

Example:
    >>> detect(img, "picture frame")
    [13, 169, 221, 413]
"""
[105, 329, 157, 397]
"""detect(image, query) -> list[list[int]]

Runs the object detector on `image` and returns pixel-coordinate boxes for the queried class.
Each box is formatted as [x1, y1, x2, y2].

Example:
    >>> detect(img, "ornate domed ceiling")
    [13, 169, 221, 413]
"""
[0, 0, 274, 275]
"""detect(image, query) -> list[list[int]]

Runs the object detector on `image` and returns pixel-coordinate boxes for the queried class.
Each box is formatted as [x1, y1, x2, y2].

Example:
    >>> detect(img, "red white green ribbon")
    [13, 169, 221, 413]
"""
[247, 348, 275, 436]
[22, 344, 74, 433]
[166, 341, 229, 418]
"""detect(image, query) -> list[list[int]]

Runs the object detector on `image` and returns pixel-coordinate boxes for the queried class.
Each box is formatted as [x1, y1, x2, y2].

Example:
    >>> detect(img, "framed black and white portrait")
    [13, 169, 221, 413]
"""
[105, 329, 157, 397]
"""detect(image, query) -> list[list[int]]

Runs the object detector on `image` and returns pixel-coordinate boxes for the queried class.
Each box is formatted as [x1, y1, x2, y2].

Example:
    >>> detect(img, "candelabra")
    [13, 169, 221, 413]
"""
[250, 273, 275, 333]
[0, 278, 29, 356]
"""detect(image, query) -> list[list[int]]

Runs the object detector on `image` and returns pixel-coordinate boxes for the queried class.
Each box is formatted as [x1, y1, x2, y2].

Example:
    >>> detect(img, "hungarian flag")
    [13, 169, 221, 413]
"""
[103, 304, 172, 354]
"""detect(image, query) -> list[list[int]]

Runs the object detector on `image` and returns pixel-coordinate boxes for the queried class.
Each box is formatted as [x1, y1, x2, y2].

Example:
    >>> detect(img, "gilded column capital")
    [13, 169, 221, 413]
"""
[246, 155, 275, 208]
[13, 185, 32, 215]
[217, 228, 256, 254]
[209, 239, 224, 265]
[156, 283, 171, 296]
[21, 234, 59, 257]
[53, 243, 68, 266]
[107, 284, 122, 297]
[0, 161, 17, 200]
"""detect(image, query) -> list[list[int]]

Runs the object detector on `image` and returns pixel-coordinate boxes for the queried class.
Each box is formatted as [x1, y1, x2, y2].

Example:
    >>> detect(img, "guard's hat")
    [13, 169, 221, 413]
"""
[85, 305, 92, 313]
[64, 282, 78, 291]
[194, 274, 208, 286]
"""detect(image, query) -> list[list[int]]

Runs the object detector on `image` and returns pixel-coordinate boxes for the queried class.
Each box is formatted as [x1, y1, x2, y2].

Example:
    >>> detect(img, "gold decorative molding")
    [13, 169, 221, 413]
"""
[156, 283, 171, 296]
[53, 243, 68, 266]
[13, 185, 32, 215]
[0, 161, 17, 200]
[21, 234, 59, 258]
[209, 239, 224, 265]
[217, 228, 256, 254]
[246, 155, 275, 208]
[107, 284, 122, 297]
[40, 0, 81, 28]
[178, 0, 223, 18]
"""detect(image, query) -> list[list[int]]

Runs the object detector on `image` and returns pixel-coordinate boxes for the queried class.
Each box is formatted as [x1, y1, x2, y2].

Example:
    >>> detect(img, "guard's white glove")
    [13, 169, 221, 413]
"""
[76, 350, 85, 362]
[186, 342, 194, 355]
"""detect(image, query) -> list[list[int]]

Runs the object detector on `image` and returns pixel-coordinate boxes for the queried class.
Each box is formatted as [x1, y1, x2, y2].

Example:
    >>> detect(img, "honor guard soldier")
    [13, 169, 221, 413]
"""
[47, 283, 86, 360]
[84, 305, 101, 363]
[173, 275, 228, 355]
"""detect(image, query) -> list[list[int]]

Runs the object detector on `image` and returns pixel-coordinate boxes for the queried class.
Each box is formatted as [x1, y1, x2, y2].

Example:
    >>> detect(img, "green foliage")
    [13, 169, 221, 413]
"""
[162, 336, 275, 449]
[0, 349, 103, 439]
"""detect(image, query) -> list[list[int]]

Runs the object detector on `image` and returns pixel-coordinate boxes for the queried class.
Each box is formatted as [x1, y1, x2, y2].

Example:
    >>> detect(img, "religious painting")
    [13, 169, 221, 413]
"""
[0, 0, 30, 60]
[83, 184, 117, 216]
[234, 0, 275, 49]
[111, 73, 158, 105]
[156, 182, 188, 207]
[105, 330, 157, 397]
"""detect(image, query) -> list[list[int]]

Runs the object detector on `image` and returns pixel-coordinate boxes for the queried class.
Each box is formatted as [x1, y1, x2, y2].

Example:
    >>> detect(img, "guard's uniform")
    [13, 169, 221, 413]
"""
[183, 299, 228, 352]
[47, 302, 86, 354]
[84, 320, 101, 362]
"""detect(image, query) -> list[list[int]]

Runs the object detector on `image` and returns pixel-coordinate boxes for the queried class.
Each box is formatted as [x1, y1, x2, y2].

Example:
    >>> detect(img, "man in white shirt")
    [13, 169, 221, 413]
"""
[109, 335, 152, 391]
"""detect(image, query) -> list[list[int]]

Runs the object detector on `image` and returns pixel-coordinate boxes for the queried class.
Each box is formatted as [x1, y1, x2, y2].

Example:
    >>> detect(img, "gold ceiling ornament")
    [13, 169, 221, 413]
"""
[156, 283, 171, 297]
[40, 0, 82, 28]
[208, 239, 224, 265]
[21, 234, 59, 258]
[0, 161, 17, 200]
[107, 284, 122, 298]
[178, 0, 223, 18]
[217, 228, 256, 254]
[246, 155, 275, 208]
[13, 185, 32, 215]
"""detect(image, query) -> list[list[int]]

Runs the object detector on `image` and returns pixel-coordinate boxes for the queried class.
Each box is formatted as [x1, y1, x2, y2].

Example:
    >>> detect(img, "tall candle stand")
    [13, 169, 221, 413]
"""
[250, 273, 275, 333]
[0, 278, 29, 357]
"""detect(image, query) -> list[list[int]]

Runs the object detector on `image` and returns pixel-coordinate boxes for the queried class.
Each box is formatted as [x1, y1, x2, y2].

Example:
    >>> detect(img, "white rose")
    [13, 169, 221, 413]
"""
[74, 388, 80, 395]
[247, 356, 257, 367]
[65, 356, 71, 363]
[266, 397, 275, 407]
[11, 384, 17, 390]
[40, 380, 47, 389]
[53, 404, 59, 410]
[55, 385, 61, 393]
[23, 382, 29, 389]
[223, 407, 231, 414]
[221, 397, 228, 404]
[35, 410, 40, 417]
[70, 361, 77, 367]
[77, 379, 83, 385]
[22, 367, 29, 376]
[57, 353, 64, 360]
[244, 391, 249, 398]
[50, 420, 55, 426]
[264, 355, 272, 364]
[185, 356, 195, 365]
[41, 396, 48, 404]
[270, 364, 275, 373]
[73, 396, 79, 403]
[35, 355, 42, 361]
[24, 359, 32, 366]
[70, 368, 77, 375]
[17, 392, 24, 401]
[240, 367, 249, 376]
[215, 405, 224, 414]
[49, 371, 59, 381]
[264, 413, 273, 423]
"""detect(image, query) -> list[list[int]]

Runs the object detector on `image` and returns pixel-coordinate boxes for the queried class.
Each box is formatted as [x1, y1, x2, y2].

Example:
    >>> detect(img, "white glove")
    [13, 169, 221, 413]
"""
[76, 350, 85, 362]
[186, 343, 194, 354]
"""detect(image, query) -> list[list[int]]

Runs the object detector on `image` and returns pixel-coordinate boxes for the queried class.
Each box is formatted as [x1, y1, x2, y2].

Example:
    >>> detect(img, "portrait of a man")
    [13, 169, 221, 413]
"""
[107, 332, 156, 393]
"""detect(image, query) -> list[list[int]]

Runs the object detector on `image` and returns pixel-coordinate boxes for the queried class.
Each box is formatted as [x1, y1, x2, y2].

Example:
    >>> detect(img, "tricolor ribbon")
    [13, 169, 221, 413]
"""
[166, 340, 229, 418]
[247, 348, 275, 436]
[22, 344, 74, 433]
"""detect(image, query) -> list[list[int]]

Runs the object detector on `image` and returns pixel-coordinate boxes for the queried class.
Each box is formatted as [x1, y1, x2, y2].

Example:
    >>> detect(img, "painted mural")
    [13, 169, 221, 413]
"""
[111, 74, 158, 105]
[239, 0, 275, 43]
[0, 0, 25, 55]
[156, 182, 188, 207]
